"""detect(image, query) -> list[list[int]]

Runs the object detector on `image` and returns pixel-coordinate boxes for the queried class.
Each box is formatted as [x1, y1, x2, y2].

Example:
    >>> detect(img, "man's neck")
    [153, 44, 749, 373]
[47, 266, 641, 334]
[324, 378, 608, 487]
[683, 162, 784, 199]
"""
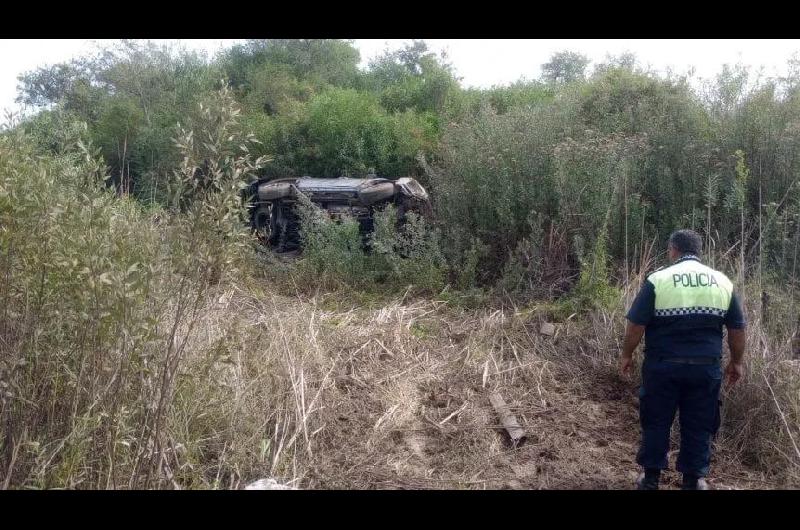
[674, 253, 700, 264]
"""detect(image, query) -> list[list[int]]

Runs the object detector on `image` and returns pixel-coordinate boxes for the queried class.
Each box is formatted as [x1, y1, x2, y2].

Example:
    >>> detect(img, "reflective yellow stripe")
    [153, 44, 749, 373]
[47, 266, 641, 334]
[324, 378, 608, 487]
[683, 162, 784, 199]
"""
[648, 260, 733, 312]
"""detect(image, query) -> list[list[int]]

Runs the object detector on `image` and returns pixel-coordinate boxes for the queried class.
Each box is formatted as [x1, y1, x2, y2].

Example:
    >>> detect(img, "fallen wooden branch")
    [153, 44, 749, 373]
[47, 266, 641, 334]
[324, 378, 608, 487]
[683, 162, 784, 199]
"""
[439, 402, 469, 426]
[489, 391, 527, 447]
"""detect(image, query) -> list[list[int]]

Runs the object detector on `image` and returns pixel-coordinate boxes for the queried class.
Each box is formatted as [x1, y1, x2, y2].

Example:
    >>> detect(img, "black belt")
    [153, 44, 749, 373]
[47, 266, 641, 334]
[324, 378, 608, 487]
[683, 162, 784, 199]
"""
[658, 356, 719, 365]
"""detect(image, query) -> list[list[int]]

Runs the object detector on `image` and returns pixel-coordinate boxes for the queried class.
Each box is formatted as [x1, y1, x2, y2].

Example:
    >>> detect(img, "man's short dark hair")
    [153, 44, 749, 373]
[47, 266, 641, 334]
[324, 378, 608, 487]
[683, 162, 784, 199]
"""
[669, 229, 702, 256]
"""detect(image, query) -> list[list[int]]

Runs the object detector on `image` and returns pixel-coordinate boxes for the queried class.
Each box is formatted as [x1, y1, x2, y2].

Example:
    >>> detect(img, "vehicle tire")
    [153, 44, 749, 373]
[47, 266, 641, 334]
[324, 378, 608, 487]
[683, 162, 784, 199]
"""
[270, 201, 290, 251]
[252, 203, 273, 244]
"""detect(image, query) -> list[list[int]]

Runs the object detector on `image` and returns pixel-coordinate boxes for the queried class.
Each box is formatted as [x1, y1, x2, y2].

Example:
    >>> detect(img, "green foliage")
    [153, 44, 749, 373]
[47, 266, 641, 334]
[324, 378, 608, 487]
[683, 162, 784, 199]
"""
[242, 63, 314, 116]
[304, 88, 393, 176]
[541, 51, 590, 84]
[277, 87, 436, 177]
[0, 85, 264, 488]
[497, 213, 545, 299]
[369, 205, 446, 293]
[445, 82, 555, 121]
[296, 195, 370, 286]
[429, 103, 566, 283]
[16, 58, 97, 110]
[568, 230, 621, 312]
[222, 39, 361, 92]
[365, 40, 460, 117]
[732, 149, 750, 204]
[16, 39, 452, 191]
[167, 84, 268, 284]
[22, 107, 94, 155]
[15, 39, 800, 303]
[553, 132, 648, 253]
[0, 127, 158, 487]
[296, 200, 445, 294]
[17, 41, 221, 204]
[429, 56, 798, 298]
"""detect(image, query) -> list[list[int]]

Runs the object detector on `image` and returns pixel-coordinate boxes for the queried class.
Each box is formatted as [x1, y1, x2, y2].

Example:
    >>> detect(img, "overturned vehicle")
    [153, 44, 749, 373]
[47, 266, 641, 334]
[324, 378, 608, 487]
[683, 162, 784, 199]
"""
[243, 175, 431, 251]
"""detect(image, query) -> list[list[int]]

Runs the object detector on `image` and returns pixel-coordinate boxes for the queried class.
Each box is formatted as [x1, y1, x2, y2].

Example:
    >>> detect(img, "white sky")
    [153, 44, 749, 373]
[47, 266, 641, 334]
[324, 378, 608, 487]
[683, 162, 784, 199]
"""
[2, 39, 800, 116]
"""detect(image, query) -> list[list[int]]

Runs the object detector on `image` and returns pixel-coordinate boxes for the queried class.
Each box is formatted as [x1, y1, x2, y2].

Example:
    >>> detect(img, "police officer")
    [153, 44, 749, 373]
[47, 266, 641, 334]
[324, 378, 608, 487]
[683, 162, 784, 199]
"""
[620, 229, 747, 490]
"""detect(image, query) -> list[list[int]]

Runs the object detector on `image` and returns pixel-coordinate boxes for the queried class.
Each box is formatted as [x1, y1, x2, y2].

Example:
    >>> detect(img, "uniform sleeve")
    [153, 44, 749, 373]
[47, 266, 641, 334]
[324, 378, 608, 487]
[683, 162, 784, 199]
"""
[626, 279, 655, 326]
[724, 292, 746, 329]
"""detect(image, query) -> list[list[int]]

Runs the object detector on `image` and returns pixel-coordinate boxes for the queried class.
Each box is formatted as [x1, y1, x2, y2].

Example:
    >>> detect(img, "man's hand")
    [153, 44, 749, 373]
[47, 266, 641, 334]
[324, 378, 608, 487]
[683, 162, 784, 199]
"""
[619, 353, 634, 379]
[726, 327, 746, 388]
[724, 361, 744, 387]
[620, 321, 645, 380]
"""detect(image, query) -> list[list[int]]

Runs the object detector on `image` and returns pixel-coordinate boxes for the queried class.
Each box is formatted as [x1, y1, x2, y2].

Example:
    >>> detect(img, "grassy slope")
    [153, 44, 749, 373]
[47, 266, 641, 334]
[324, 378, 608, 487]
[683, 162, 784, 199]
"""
[207, 268, 798, 490]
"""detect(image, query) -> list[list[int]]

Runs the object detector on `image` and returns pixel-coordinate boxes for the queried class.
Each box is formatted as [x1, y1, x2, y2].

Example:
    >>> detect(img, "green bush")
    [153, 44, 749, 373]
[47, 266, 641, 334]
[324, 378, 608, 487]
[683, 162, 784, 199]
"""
[296, 200, 445, 294]
[295, 195, 371, 288]
[370, 205, 446, 293]
[497, 213, 546, 299]
[567, 231, 621, 313]
[427, 103, 567, 284]
[0, 85, 265, 489]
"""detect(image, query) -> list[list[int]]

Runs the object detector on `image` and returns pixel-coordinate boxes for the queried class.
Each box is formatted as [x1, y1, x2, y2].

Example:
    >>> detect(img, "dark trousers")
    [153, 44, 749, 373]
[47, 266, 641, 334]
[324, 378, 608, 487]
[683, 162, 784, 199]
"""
[636, 357, 722, 477]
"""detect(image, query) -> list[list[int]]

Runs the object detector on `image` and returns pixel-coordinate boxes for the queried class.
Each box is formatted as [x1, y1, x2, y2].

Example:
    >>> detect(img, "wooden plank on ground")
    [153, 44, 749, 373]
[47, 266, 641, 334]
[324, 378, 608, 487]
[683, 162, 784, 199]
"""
[489, 391, 527, 447]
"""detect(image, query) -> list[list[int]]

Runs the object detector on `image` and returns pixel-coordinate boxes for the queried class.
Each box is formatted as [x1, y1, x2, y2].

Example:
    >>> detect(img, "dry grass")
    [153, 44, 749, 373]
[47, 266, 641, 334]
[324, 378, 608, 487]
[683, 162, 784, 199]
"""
[176, 276, 798, 490]
[4, 253, 797, 489]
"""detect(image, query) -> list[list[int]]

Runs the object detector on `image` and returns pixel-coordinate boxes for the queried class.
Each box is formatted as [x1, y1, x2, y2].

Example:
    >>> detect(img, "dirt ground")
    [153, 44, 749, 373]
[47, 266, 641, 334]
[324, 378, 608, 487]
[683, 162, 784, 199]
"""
[249, 294, 787, 490]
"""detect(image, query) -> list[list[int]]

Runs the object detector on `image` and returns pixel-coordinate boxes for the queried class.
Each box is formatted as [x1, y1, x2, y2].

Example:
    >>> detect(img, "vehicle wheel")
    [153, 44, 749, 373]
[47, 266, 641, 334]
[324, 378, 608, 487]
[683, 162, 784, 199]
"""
[271, 201, 289, 251]
[252, 204, 273, 244]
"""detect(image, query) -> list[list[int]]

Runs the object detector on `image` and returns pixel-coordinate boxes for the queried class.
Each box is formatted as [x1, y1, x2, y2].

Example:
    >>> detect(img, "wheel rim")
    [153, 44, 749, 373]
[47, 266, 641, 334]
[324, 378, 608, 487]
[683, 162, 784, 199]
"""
[253, 205, 272, 243]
